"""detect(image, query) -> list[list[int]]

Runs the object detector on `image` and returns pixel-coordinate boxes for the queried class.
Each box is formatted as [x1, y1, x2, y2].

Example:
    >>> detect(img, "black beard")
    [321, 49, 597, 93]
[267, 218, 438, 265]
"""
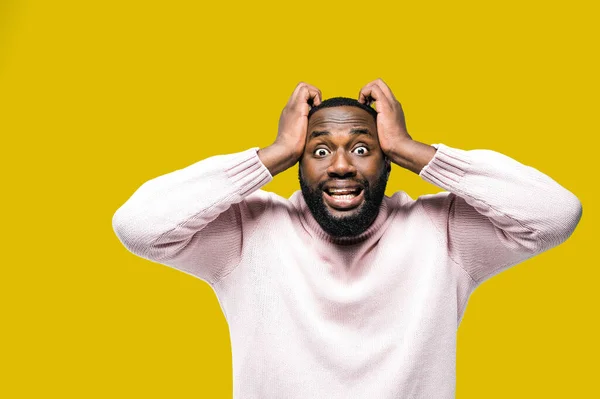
[298, 167, 389, 238]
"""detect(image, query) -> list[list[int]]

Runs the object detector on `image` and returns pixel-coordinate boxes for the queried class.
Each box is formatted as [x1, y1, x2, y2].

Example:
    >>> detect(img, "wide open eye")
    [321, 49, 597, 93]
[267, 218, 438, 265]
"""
[353, 146, 369, 155]
[314, 148, 330, 157]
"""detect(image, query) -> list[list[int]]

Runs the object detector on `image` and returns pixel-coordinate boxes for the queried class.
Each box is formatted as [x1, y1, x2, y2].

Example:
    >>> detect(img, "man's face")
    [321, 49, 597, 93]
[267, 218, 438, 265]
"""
[299, 105, 390, 237]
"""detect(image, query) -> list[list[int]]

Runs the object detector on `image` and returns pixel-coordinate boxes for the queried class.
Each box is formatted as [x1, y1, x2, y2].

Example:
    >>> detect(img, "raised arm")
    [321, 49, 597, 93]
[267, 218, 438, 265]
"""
[358, 78, 583, 284]
[112, 82, 322, 285]
[112, 148, 272, 284]
[417, 144, 582, 284]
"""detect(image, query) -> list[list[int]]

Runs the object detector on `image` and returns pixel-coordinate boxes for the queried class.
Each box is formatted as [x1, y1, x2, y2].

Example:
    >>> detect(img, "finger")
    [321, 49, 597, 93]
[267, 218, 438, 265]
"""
[359, 84, 390, 112]
[290, 82, 306, 97]
[359, 78, 396, 104]
[372, 78, 397, 101]
[289, 82, 311, 103]
[301, 83, 322, 107]
[358, 82, 374, 104]
[358, 88, 367, 104]
[295, 85, 322, 112]
[358, 81, 382, 105]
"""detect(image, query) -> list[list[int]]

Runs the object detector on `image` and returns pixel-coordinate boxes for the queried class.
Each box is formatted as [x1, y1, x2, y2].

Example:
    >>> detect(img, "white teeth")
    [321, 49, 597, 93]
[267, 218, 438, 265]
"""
[330, 194, 357, 200]
[328, 188, 359, 194]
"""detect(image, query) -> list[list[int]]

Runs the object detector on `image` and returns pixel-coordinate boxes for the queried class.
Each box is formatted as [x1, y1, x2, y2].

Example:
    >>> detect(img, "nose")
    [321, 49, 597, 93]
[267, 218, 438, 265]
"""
[327, 150, 357, 178]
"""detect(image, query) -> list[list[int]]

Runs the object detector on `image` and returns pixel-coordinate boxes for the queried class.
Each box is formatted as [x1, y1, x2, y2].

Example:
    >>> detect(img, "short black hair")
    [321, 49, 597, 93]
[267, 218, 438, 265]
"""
[308, 97, 377, 122]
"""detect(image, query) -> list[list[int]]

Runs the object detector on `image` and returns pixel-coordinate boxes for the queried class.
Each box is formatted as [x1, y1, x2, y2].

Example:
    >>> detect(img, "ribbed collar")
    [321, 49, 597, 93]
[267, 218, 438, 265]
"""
[290, 190, 392, 245]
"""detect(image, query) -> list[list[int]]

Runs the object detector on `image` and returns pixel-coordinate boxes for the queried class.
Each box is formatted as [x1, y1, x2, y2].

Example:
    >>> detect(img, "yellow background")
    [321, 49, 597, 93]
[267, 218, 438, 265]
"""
[1, 0, 597, 397]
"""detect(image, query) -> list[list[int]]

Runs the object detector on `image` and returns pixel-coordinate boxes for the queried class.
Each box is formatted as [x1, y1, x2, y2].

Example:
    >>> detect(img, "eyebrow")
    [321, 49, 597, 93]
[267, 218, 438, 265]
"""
[309, 128, 372, 140]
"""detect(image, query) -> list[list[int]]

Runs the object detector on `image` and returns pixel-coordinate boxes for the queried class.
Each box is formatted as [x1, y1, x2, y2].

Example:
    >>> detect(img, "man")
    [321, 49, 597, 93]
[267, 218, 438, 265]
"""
[112, 79, 582, 398]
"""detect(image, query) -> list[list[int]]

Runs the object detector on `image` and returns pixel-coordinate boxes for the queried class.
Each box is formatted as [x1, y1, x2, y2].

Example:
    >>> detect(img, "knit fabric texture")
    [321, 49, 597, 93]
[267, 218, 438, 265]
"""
[112, 143, 582, 399]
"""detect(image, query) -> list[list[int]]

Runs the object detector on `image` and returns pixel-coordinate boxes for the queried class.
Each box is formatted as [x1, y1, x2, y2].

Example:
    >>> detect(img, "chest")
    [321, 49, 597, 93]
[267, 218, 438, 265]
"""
[219, 232, 459, 396]
[223, 221, 456, 338]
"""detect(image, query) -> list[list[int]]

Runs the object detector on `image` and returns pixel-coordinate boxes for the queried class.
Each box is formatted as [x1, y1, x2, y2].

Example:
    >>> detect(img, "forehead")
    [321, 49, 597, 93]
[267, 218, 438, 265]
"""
[308, 106, 375, 131]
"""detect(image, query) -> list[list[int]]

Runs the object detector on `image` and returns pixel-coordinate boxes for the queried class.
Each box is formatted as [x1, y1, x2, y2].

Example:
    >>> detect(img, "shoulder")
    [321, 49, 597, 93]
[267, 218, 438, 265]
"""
[415, 190, 454, 209]
[240, 189, 297, 219]
[386, 189, 457, 227]
[385, 190, 453, 211]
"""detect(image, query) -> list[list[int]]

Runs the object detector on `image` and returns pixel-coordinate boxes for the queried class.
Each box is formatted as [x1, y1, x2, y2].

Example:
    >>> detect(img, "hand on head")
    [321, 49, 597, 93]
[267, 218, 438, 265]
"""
[276, 79, 412, 163]
[274, 82, 322, 163]
[358, 78, 412, 157]
[261, 79, 411, 177]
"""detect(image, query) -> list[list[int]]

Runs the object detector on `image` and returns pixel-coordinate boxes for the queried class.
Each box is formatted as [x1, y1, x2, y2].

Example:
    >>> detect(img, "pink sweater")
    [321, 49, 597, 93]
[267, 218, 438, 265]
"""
[112, 143, 582, 398]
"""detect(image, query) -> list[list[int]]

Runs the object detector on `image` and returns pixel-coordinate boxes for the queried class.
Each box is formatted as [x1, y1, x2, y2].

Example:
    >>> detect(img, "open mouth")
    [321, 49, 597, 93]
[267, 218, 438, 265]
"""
[322, 187, 365, 210]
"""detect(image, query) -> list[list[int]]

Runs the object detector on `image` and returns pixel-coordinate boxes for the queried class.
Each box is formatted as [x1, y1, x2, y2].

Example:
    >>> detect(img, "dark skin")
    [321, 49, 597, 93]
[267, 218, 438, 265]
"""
[258, 79, 438, 205]
[300, 106, 389, 218]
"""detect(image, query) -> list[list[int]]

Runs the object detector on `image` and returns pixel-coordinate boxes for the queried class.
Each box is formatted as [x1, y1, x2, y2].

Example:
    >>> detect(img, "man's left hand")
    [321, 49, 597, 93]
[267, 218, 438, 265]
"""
[358, 78, 412, 158]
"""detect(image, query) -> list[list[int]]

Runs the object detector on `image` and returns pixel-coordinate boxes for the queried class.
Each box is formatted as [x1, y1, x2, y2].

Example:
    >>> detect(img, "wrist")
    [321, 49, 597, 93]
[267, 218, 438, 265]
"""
[388, 139, 437, 175]
[257, 143, 298, 177]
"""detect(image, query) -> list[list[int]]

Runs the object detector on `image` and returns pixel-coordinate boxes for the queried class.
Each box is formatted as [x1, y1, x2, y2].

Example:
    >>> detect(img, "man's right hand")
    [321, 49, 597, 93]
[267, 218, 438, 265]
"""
[258, 82, 322, 177]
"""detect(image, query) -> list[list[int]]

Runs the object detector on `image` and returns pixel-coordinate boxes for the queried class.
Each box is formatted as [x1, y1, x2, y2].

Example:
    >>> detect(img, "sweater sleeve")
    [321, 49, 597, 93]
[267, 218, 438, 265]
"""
[418, 143, 582, 285]
[111, 147, 273, 285]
